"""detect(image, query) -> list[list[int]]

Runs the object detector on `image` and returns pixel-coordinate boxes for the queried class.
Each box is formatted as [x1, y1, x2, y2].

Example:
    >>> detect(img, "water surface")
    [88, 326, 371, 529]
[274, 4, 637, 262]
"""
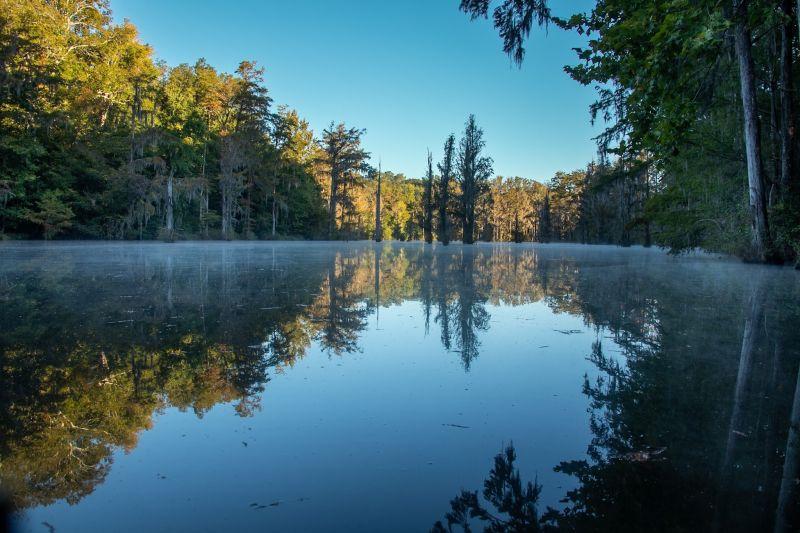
[1, 242, 799, 532]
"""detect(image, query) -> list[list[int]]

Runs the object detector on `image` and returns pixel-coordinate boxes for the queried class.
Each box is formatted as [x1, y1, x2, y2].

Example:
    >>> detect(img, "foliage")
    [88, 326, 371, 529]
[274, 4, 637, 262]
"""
[461, 0, 800, 263]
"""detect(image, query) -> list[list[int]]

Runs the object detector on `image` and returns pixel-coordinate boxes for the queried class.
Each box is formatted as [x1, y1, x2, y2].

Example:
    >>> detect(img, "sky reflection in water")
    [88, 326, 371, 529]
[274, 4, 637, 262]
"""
[1, 242, 799, 532]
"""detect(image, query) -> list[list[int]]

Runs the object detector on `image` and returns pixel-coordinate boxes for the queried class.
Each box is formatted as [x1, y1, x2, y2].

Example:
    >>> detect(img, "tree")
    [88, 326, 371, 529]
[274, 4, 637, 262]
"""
[24, 190, 74, 239]
[460, 0, 800, 263]
[423, 150, 434, 244]
[374, 161, 383, 242]
[267, 107, 325, 238]
[539, 192, 551, 243]
[456, 115, 493, 244]
[731, 0, 774, 261]
[488, 176, 546, 242]
[437, 134, 456, 245]
[318, 123, 369, 238]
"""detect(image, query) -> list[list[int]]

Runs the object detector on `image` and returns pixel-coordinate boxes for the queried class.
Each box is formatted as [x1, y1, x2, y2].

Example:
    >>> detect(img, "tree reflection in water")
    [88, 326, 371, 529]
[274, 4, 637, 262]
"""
[432, 444, 544, 533]
[433, 257, 800, 532]
[0, 243, 798, 531]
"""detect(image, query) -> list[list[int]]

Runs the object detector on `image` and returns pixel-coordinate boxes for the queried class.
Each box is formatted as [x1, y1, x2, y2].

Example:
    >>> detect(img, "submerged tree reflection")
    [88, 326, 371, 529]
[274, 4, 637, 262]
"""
[1, 242, 799, 530]
[433, 261, 800, 532]
[432, 444, 545, 533]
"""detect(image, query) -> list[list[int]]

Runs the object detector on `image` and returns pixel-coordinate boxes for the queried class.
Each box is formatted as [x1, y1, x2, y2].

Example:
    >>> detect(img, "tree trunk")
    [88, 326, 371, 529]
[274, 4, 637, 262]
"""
[733, 0, 773, 261]
[463, 211, 474, 244]
[221, 185, 231, 240]
[271, 185, 277, 237]
[769, 31, 781, 203]
[439, 180, 449, 245]
[780, 0, 794, 196]
[463, 186, 475, 244]
[375, 165, 382, 242]
[424, 152, 434, 244]
[328, 171, 338, 239]
[165, 169, 174, 241]
[200, 136, 208, 237]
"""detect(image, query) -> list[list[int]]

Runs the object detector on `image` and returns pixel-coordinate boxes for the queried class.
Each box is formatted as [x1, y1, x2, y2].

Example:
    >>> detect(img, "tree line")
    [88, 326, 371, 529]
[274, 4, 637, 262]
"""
[6, 0, 800, 262]
[460, 0, 800, 263]
[0, 0, 613, 247]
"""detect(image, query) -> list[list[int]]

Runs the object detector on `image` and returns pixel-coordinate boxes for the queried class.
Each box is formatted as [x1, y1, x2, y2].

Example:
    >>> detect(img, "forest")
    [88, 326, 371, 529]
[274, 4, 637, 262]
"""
[2, 0, 800, 264]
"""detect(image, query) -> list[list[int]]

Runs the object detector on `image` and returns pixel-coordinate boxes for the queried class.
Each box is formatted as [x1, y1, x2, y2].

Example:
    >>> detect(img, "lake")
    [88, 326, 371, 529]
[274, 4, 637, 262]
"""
[1, 242, 799, 532]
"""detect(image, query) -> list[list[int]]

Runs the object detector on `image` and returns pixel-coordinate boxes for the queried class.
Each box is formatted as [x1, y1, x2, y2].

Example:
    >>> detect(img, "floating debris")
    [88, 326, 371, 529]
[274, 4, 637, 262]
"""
[442, 423, 470, 429]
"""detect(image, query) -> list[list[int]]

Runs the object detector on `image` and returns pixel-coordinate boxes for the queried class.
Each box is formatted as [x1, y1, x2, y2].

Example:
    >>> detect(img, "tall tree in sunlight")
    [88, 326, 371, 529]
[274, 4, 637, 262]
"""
[424, 150, 435, 244]
[231, 61, 272, 237]
[318, 123, 369, 238]
[457, 115, 493, 244]
[488, 176, 546, 242]
[374, 161, 383, 242]
[265, 106, 324, 237]
[437, 134, 456, 245]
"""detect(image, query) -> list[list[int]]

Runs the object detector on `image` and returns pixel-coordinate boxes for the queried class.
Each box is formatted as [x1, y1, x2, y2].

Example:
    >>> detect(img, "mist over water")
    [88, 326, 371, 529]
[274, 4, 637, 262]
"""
[1, 242, 798, 532]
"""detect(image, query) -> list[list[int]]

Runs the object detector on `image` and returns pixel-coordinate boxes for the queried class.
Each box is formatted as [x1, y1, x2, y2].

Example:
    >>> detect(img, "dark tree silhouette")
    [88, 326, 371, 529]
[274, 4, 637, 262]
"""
[424, 150, 435, 244]
[432, 443, 544, 532]
[457, 115, 493, 244]
[438, 134, 456, 245]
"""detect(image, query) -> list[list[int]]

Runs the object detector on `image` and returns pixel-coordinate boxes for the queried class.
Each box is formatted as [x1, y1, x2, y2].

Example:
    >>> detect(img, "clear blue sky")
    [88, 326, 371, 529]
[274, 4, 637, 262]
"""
[112, 0, 598, 181]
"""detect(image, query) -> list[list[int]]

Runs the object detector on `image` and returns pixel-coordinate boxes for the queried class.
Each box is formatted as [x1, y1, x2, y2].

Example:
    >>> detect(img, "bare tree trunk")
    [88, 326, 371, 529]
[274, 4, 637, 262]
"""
[733, 0, 773, 261]
[424, 151, 434, 243]
[271, 184, 277, 237]
[165, 168, 174, 241]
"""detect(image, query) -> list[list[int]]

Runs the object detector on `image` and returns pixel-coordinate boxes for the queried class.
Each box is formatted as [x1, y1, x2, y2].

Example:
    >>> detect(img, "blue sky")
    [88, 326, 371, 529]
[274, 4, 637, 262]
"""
[112, 0, 598, 182]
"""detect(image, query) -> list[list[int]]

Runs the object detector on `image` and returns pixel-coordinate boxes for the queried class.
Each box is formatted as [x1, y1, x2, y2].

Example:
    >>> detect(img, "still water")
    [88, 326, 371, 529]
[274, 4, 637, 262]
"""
[0, 242, 799, 532]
